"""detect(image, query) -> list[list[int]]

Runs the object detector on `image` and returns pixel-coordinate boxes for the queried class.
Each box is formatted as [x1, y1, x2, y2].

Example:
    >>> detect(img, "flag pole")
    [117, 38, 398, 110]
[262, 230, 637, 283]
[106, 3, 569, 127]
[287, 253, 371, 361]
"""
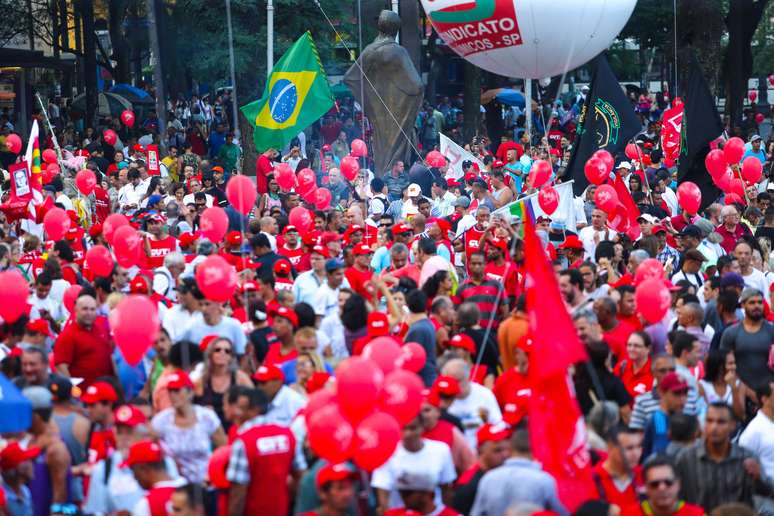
[35, 94, 64, 164]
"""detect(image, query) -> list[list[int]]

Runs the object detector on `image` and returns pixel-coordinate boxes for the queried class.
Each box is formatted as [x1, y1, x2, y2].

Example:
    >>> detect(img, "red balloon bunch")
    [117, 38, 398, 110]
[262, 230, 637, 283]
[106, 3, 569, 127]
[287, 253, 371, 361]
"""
[724, 137, 745, 165]
[120, 109, 136, 128]
[584, 157, 608, 185]
[315, 188, 332, 210]
[741, 157, 763, 184]
[43, 208, 71, 241]
[635, 278, 671, 324]
[42, 149, 57, 164]
[275, 163, 296, 191]
[103, 213, 129, 245]
[537, 185, 559, 214]
[199, 207, 229, 242]
[0, 270, 31, 324]
[113, 225, 143, 267]
[85, 245, 114, 277]
[75, 169, 97, 196]
[103, 129, 118, 146]
[288, 206, 314, 232]
[296, 168, 316, 195]
[593, 184, 619, 213]
[529, 160, 552, 189]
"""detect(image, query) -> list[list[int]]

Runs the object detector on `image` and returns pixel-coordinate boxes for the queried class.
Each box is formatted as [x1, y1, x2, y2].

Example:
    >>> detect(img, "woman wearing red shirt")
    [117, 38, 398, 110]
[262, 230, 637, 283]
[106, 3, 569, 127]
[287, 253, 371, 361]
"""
[615, 331, 654, 401]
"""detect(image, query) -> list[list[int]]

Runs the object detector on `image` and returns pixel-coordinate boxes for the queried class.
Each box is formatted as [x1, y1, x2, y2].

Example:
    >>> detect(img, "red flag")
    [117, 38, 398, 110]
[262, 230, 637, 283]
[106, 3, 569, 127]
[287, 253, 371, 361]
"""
[523, 218, 594, 511]
[660, 103, 684, 163]
[522, 217, 587, 380]
[612, 175, 642, 241]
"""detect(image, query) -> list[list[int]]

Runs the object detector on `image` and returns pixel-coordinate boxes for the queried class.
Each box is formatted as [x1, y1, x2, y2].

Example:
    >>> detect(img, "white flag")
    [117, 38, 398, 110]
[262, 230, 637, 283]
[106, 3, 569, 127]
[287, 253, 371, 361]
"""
[439, 133, 485, 180]
[493, 181, 578, 232]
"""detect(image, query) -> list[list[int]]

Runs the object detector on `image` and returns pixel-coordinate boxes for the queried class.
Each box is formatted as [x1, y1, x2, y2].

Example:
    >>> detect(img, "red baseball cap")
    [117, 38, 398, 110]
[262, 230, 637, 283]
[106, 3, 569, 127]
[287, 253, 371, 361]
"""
[0, 442, 41, 470]
[432, 375, 461, 397]
[516, 335, 533, 353]
[448, 334, 476, 355]
[273, 306, 298, 327]
[353, 243, 373, 256]
[239, 281, 259, 294]
[114, 404, 147, 427]
[477, 422, 512, 444]
[282, 225, 299, 235]
[311, 244, 329, 258]
[558, 235, 584, 250]
[659, 372, 689, 393]
[166, 370, 194, 390]
[492, 160, 504, 168]
[302, 231, 321, 246]
[179, 232, 198, 247]
[549, 148, 561, 157]
[316, 463, 357, 488]
[428, 218, 451, 235]
[423, 388, 441, 408]
[25, 319, 51, 337]
[89, 223, 103, 239]
[502, 391, 531, 426]
[81, 381, 119, 404]
[129, 276, 150, 295]
[253, 364, 285, 383]
[446, 178, 460, 188]
[464, 171, 477, 182]
[652, 224, 668, 234]
[367, 311, 390, 337]
[322, 144, 332, 152]
[120, 440, 163, 468]
[320, 232, 342, 245]
[226, 231, 242, 246]
[392, 223, 412, 235]
[132, 144, 145, 152]
[199, 334, 219, 352]
[274, 260, 292, 276]
[487, 237, 509, 252]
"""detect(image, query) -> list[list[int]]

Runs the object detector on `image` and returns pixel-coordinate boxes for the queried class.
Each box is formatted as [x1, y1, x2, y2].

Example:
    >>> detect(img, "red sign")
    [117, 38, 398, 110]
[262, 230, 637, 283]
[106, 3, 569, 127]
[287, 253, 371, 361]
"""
[660, 104, 684, 164]
[147, 144, 160, 176]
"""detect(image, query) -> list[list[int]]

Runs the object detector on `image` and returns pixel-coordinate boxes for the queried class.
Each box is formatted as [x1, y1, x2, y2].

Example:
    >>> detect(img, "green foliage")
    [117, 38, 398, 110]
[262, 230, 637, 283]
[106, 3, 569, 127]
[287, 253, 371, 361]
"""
[751, 0, 774, 76]
[619, 0, 673, 52]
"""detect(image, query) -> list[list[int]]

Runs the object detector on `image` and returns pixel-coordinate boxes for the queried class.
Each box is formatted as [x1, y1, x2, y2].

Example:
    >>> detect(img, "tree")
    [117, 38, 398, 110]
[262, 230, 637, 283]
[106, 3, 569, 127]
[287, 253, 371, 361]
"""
[724, 0, 770, 126]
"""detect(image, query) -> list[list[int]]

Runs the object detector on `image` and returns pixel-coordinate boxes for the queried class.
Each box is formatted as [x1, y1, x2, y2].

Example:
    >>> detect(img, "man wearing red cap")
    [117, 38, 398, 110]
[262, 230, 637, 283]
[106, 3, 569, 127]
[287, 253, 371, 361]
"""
[482, 236, 519, 301]
[253, 363, 305, 427]
[274, 260, 295, 293]
[263, 306, 299, 366]
[420, 390, 475, 475]
[54, 293, 115, 387]
[493, 334, 532, 409]
[426, 218, 453, 260]
[124, 440, 185, 516]
[227, 387, 306, 515]
[558, 235, 585, 269]
[345, 244, 375, 302]
[0, 442, 40, 515]
[82, 381, 119, 465]
[293, 245, 328, 306]
[278, 225, 304, 267]
[451, 423, 511, 515]
[297, 463, 358, 516]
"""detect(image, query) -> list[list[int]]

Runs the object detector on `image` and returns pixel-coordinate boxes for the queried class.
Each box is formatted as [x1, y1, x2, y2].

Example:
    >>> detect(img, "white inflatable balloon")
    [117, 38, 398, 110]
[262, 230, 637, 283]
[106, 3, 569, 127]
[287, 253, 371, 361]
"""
[420, 0, 637, 79]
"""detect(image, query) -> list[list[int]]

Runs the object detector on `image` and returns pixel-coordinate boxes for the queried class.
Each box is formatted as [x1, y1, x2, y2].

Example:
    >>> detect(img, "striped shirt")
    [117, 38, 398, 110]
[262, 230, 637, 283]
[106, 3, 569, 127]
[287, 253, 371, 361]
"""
[629, 388, 699, 430]
[456, 279, 505, 330]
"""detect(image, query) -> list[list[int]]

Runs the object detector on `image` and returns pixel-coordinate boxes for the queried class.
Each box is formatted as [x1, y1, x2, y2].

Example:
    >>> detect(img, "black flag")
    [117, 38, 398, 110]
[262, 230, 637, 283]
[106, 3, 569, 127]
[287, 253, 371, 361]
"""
[566, 54, 642, 196]
[677, 53, 723, 210]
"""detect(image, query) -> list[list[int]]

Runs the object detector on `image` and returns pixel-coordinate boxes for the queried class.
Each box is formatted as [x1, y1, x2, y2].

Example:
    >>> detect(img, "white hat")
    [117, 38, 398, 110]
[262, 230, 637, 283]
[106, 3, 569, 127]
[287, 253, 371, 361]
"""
[407, 183, 422, 197]
[617, 161, 632, 170]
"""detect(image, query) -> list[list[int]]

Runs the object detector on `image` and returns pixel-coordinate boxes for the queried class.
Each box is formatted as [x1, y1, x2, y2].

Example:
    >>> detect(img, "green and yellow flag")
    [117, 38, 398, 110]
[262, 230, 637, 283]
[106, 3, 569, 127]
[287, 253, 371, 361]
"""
[241, 32, 334, 152]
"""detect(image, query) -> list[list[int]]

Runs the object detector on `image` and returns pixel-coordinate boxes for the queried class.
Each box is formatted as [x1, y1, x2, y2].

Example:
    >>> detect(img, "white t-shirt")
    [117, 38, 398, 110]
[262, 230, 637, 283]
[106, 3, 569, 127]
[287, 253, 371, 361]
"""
[28, 294, 64, 324]
[579, 225, 612, 260]
[447, 383, 503, 449]
[182, 192, 214, 208]
[742, 267, 771, 295]
[739, 410, 774, 480]
[264, 385, 307, 428]
[313, 283, 342, 319]
[371, 439, 456, 509]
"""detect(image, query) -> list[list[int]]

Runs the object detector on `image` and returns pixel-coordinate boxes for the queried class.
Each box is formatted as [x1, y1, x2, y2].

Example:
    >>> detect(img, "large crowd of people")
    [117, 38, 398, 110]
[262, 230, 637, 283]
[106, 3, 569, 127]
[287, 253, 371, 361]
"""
[0, 80, 772, 516]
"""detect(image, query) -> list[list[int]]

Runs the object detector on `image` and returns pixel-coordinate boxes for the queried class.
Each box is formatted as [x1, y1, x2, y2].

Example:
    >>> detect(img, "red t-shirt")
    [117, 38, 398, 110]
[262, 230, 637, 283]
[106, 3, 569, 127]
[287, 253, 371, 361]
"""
[94, 186, 111, 224]
[88, 428, 116, 464]
[616, 357, 654, 400]
[345, 266, 373, 301]
[484, 261, 520, 298]
[617, 314, 644, 331]
[145, 235, 178, 269]
[464, 225, 486, 260]
[621, 501, 705, 516]
[53, 317, 113, 387]
[278, 244, 304, 267]
[238, 423, 297, 515]
[592, 462, 643, 509]
[255, 154, 274, 195]
[263, 343, 298, 366]
[547, 129, 564, 149]
[493, 367, 531, 409]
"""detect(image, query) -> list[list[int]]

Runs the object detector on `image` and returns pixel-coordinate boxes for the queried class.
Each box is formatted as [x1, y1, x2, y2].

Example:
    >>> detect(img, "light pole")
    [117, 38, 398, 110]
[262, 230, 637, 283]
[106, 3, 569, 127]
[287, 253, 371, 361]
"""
[267, 0, 274, 72]
[225, 0, 239, 138]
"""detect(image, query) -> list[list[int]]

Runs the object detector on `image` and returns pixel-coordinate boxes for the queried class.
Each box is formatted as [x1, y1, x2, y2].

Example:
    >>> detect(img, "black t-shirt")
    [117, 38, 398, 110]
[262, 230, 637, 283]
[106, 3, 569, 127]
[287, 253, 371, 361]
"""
[462, 328, 500, 376]
[451, 468, 485, 515]
[249, 326, 278, 364]
[574, 365, 631, 415]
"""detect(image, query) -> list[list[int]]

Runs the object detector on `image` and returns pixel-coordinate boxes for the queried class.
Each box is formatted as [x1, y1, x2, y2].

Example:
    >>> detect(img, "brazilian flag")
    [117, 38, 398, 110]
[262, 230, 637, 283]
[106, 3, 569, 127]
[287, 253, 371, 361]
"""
[241, 32, 334, 152]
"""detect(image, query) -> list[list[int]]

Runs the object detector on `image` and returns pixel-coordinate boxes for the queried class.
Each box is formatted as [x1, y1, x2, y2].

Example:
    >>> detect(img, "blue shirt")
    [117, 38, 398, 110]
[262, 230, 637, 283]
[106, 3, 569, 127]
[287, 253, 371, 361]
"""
[405, 318, 437, 387]
[371, 246, 392, 274]
[280, 359, 335, 385]
[179, 316, 247, 355]
[742, 148, 766, 165]
[2, 482, 32, 516]
[208, 131, 226, 158]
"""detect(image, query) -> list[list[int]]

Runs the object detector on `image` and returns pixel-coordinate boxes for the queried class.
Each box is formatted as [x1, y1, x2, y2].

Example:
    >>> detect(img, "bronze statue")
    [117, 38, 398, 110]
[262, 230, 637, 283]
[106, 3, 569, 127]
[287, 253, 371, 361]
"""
[344, 10, 424, 176]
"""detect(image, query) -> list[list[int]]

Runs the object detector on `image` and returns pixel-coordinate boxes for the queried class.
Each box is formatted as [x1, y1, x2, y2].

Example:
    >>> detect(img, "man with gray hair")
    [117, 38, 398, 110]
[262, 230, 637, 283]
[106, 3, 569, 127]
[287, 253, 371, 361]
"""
[627, 249, 651, 275]
[470, 425, 567, 516]
[716, 204, 751, 254]
[153, 252, 186, 302]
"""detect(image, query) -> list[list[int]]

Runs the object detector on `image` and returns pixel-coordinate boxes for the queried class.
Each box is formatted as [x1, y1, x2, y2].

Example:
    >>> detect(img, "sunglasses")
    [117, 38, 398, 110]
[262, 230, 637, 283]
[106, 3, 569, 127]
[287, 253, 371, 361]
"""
[655, 367, 676, 374]
[213, 347, 232, 355]
[672, 389, 689, 396]
[647, 478, 676, 489]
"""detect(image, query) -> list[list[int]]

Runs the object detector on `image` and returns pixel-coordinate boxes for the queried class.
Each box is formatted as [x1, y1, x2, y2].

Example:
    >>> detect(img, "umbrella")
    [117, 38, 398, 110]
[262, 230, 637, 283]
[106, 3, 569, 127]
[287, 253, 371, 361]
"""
[70, 92, 133, 117]
[0, 373, 32, 432]
[109, 83, 151, 100]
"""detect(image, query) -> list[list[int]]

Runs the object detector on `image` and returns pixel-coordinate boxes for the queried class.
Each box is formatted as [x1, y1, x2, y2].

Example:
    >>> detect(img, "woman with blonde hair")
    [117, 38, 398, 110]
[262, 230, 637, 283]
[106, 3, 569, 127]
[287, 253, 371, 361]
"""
[193, 336, 252, 430]
[289, 350, 327, 397]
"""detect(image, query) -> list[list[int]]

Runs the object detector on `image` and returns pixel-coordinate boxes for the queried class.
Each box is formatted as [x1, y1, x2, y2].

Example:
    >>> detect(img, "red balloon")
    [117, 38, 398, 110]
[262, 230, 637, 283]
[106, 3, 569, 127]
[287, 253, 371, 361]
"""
[288, 207, 314, 233]
[363, 337, 402, 375]
[593, 184, 619, 213]
[103, 129, 117, 146]
[208, 445, 232, 489]
[43, 207, 71, 241]
[425, 150, 447, 168]
[42, 148, 57, 164]
[4, 134, 21, 154]
[195, 255, 237, 302]
[592, 150, 614, 174]
[749, 91, 758, 102]
[120, 109, 136, 128]
[85, 245, 113, 277]
[199, 207, 229, 242]
[714, 168, 734, 192]
[75, 169, 97, 195]
[63, 284, 82, 314]
[379, 370, 424, 426]
[226, 175, 257, 214]
[642, 155, 652, 166]
[756, 113, 765, 124]
[275, 163, 296, 191]
[729, 178, 746, 198]
[724, 192, 745, 205]
[606, 203, 630, 234]
[537, 185, 559, 215]
[352, 412, 401, 471]
[340, 156, 360, 182]
[315, 188, 332, 210]
[634, 258, 665, 285]
[0, 271, 29, 324]
[635, 278, 671, 324]
[741, 156, 763, 183]
[307, 403, 354, 464]
[397, 342, 426, 373]
[529, 160, 552, 189]
[724, 137, 745, 164]
[584, 157, 608, 185]
[296, 168, 316, 194]
[110, 295, 159, 365]
[350, 138, 368, 158]
[103, 214, 129, 245]
[676, 181, 702, 214]
[113, 226, 143, 268]
[302, 185, 318, 205]
[305, 388, 337, 426]
[705, 149, 727, 177]
[46, 163, 60, 176]
[336, 357, 384, 424]
[625, 143, 640, 160]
